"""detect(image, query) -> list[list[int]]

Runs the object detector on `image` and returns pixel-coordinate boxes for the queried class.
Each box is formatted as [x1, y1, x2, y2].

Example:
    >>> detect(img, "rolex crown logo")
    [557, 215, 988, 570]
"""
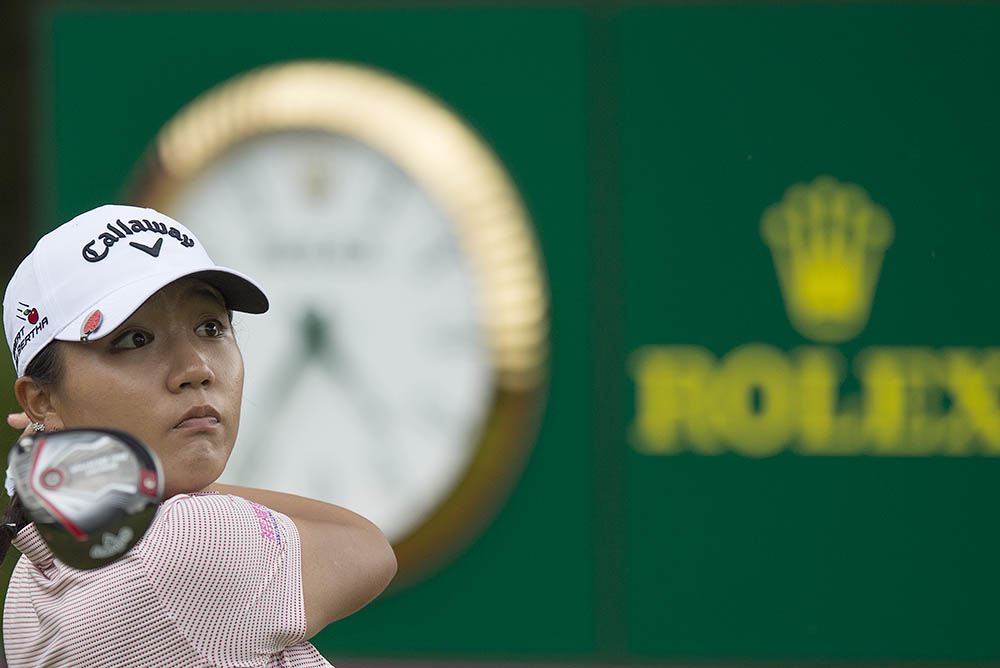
[761, 176, 894, 343]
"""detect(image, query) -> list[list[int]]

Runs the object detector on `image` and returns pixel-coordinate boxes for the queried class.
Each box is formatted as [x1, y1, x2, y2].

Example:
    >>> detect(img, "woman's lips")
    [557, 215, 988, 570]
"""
[174, 405, 222, 430]
[175, 416, 219, 430]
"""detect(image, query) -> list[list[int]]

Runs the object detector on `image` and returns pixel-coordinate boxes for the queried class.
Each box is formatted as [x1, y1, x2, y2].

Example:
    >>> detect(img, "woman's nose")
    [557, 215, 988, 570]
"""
[166, 339, 216, 391]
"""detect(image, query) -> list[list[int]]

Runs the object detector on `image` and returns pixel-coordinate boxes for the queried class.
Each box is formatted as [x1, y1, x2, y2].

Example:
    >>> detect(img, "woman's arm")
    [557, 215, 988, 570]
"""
[206, 483, 397, 639]
[7, 412, 397, 638]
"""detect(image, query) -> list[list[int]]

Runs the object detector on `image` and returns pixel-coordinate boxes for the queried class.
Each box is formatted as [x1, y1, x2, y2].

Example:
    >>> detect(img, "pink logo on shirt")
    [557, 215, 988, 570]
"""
[250, 503, 282, 544]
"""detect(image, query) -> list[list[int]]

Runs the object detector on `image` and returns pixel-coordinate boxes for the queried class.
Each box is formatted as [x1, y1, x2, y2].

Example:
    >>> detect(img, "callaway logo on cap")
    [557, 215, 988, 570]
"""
[2, 204, 269, 377]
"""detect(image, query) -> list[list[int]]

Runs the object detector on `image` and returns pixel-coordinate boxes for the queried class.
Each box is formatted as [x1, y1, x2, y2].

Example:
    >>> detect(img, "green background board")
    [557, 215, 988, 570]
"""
[38, 6, 594, 661]
[21, 2, 1000, 665]
[620, 4, 1000, 663]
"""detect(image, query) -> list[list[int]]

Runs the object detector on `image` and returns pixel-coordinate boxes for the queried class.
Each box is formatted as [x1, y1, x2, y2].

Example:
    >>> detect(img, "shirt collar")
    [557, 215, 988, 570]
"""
[11, 523, 55, 570]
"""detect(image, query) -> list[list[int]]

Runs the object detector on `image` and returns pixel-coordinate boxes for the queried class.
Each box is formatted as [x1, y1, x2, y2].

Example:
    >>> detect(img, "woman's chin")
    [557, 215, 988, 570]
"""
[159, 449, 230, 498]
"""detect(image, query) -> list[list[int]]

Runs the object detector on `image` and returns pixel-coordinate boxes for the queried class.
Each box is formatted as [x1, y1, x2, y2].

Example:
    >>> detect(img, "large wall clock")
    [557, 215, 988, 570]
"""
[125, 60, 549, 585]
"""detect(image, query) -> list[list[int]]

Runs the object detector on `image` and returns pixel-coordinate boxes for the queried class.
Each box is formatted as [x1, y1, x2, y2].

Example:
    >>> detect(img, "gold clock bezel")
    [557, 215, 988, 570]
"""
[124, 60, 550, 587]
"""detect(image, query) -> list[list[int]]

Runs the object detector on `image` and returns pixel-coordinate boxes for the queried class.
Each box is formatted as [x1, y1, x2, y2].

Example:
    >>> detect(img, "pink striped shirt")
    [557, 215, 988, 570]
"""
[3, 492, 334, 667]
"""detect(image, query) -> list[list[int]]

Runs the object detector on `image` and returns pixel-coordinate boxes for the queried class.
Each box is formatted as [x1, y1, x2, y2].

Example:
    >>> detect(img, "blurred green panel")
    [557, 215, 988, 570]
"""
[621, 4, 1000, 662]
[42, 5, 592, 659]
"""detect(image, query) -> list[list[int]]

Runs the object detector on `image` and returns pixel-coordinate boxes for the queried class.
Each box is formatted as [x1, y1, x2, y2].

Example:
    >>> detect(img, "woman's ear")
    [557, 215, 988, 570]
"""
[13, 376, 64, 431]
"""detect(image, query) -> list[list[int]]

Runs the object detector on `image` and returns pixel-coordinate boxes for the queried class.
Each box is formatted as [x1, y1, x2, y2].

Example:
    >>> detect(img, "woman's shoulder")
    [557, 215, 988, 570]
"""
[133, 494, 310, 658]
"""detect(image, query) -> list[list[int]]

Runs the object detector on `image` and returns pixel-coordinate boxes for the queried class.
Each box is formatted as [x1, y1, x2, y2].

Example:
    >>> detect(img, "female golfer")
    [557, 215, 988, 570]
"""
[0, 204, 397, 667]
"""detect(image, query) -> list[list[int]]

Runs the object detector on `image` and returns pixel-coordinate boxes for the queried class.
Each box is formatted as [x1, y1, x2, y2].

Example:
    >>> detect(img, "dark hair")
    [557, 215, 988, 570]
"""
[0, 492, 27, 568]
[23, 340, 63, 387]
[0, 341, 62, 567]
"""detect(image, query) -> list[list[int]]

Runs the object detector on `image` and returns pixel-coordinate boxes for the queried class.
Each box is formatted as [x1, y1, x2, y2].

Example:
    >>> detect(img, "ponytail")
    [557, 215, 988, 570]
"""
[0, 493, 26, 564]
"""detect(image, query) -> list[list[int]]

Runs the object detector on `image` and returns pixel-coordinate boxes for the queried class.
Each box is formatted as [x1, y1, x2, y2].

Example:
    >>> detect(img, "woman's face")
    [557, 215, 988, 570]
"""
[46, 278, 244, 498]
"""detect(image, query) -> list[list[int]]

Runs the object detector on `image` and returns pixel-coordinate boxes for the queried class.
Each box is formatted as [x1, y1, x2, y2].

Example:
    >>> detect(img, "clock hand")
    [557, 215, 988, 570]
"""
[228, 314, 327, 486]
[304, 309, 406, 491]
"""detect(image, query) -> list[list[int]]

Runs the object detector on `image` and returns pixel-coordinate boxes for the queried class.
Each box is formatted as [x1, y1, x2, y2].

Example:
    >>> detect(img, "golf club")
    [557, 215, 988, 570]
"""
[7, 428, 163, 569]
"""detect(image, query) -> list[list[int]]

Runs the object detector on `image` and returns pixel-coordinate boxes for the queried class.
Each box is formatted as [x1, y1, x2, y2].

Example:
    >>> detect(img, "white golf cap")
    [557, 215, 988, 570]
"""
[3, 204, 268, 377]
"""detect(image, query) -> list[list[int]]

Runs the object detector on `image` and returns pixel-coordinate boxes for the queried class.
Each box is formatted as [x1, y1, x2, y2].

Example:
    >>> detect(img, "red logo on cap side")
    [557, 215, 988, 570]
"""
[81, 310, 103, 341]
[15, 302, 39, 324]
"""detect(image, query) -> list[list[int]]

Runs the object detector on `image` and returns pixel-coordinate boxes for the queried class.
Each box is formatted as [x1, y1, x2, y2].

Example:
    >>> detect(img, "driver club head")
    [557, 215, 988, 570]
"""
[8, 428, 163, 570]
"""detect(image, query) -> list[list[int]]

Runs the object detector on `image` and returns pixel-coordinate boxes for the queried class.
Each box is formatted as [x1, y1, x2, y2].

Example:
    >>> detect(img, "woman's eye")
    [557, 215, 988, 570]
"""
[112, 331, 152, 350]
[196, 320, 225, 338]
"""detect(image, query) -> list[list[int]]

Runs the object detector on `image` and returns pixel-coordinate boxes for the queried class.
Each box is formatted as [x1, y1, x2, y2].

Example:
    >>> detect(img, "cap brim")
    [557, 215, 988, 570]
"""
[55, 265, 268, 343]
[185, 268, 269, 314]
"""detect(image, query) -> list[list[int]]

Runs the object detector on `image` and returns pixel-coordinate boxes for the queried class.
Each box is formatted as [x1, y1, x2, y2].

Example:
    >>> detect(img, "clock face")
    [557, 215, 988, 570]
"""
[169, 130, 493, 542]
[127, 60, 549, 584]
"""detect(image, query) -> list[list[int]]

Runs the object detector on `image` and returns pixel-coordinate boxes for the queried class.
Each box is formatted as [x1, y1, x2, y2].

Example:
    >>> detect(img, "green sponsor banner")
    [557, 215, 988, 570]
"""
[621, 4, 1000, 662]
